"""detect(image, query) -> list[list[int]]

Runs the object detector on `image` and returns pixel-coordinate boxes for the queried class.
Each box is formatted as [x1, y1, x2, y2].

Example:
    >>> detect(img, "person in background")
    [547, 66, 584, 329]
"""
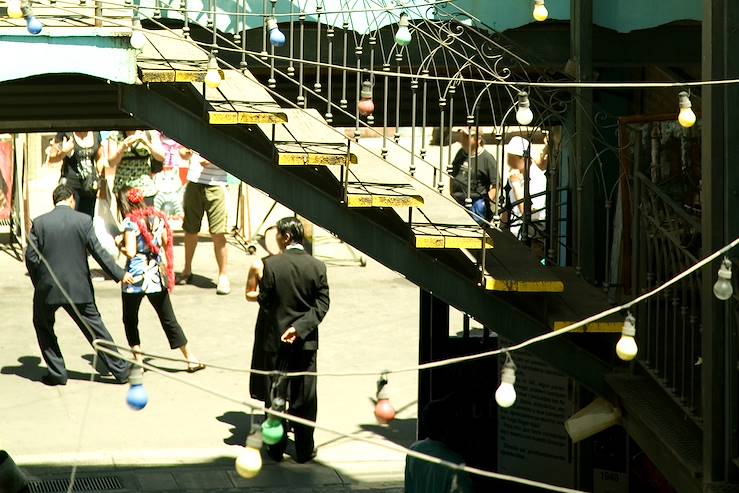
[177, 148, 231, 295]
[504, 136, 547, 240]
[108, 130, 164, 215]
[154, 134, 186, 222]
[245, 226, 280, 403]
[52, 131, 106, 218]
[117, 188, 204, 372]
[405, 396, 475, 493]
[25, 184, 133, 386]
[450, 130, 498, 226]
[256, 217, 330, 463]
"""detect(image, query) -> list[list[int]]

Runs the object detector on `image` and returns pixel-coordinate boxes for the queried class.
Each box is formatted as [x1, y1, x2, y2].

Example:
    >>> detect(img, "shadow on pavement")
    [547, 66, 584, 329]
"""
[0, 356, 115, 384]
[216, 411, 255, 446]
[359, 418, 418, 449]
[176, 273, 217, 289]
[0, 242, 23, 262]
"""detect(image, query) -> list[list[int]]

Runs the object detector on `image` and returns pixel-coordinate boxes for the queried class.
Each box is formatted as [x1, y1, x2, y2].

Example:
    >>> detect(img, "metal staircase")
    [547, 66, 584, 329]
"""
[0, 2, 725, 490]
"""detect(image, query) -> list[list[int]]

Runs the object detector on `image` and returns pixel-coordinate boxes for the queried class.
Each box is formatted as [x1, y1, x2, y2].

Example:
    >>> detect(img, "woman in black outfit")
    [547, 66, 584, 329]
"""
[54, 131, 105, 217]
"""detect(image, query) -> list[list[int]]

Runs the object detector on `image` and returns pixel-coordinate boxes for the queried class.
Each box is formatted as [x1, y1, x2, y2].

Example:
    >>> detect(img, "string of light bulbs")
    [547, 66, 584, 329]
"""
[8, 0, 739, 93]
[90, 342, 588, 493]
[94, 235, 739, 389]
[14, 1, 703, 247]
[20, 221, 733, 492]
[18, 167, 736, 492]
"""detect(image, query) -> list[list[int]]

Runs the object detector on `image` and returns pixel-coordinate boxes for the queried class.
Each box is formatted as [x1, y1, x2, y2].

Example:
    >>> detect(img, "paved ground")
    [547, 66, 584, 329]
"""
[0, 179, 420, 491]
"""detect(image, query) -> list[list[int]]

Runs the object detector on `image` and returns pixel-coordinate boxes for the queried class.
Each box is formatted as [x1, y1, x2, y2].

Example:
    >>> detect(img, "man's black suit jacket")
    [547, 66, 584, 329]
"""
[25, 205, 125, 305]
[258, 247, 330, 352]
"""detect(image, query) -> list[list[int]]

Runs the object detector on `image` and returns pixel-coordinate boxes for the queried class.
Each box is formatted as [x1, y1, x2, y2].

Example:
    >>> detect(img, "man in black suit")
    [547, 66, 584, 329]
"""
[25, 184, 134, 386]
[256, 217, 330, 463]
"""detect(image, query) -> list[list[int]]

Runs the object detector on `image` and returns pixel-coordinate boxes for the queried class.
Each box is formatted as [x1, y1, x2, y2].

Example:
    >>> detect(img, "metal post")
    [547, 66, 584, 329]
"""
[418, 289, 450, 439]
[325, 26, 334, 122]
[297, 11, 305, 107]
[571, 0, 595, 280]
[702, 0, 739, 486]
[314, 5, 322, 93]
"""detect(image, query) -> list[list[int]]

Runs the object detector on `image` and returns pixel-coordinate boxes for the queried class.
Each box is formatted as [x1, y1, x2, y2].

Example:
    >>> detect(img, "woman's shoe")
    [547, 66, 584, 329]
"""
[176, 273, 193, 286]
[187, 362, 206, 373]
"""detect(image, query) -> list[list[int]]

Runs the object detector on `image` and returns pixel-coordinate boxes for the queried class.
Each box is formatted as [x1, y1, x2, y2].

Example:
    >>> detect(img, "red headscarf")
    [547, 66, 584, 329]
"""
[125, 188, 175, 291]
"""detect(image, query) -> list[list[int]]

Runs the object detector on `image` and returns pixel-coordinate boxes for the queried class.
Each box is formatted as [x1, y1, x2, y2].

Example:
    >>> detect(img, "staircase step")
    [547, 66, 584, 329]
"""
[606, 373, 702, 492]
[194, 70, 287, 125]
[258, 110, 423, 208]
[409, 190, 491, 249]
[138, 29, 212, 83]
[466, 228, 564, 290]
[469, 230, 563, 291]
[547, 267, 621, 332]
[258, 108, 357, 166]
[342, 145, 424, 207]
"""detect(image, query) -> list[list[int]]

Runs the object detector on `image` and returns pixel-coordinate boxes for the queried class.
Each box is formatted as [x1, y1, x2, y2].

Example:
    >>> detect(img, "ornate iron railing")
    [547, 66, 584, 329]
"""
[631, 138, 702, 420]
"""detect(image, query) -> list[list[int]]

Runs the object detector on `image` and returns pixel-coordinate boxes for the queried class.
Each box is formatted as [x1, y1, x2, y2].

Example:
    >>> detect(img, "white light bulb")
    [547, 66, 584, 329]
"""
[204, 54, 222, 89]
[515, 92, 534, 125]
[516, 107, 534, 126]
[7, 0, 23, 19]
[677, 91, 696, 128]
[713, 258, 733, 301]
[495, 366, 517, 408]
[533, 0, 548, 22]
[395, 13, 411, 46]
[616, 314, 638, 361]
[235, 446, 262, 479]
[130, 19, 146, 49]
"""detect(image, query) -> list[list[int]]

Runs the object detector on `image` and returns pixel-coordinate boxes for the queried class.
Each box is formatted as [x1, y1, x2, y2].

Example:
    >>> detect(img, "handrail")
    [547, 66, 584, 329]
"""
[634, 171, 700, 230]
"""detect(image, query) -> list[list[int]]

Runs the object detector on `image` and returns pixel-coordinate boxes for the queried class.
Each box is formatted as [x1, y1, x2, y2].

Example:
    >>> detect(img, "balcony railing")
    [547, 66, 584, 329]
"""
[632, 153, 702, 420]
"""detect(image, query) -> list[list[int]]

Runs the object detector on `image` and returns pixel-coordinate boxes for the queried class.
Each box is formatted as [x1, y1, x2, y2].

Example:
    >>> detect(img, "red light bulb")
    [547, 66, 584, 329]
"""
[374, 398, 396, 424]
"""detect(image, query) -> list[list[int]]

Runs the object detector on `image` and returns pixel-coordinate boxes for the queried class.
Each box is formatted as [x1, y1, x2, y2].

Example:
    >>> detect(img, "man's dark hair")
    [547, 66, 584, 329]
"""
[422, 395, 457, 442]
[52, 184, 74, 205]
[276, 216, 304, 245]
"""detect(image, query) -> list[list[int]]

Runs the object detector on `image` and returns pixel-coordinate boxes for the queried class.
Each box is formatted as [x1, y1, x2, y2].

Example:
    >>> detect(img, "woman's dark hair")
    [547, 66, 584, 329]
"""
[276, 216, 304, 245]
[52, 184, 74, 204]
[117, 189, 147, 221]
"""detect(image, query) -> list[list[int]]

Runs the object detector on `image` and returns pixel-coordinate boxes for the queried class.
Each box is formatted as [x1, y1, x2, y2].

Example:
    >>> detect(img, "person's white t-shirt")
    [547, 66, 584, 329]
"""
[186, 154, 228, 186]
[507, 164, 547, 239]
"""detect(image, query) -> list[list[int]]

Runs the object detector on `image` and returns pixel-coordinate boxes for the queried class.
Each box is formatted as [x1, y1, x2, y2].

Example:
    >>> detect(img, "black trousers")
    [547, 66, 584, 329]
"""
[264, 349, 318, 462]
[122, 290, 187, 349]
[32, 294, 131, 383]
[70, 188, 96, 218]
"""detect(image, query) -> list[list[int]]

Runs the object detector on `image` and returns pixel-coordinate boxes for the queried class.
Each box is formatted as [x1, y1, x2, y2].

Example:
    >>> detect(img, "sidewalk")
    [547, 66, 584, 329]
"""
[0, 186, 419, 490]
[19, 459, 404, 493]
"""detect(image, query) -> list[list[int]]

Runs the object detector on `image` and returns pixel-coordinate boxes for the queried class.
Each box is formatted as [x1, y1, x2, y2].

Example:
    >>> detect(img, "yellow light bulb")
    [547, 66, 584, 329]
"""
[235, 447, 262, 479]
[616, 314, 638, 361]
[616, 335, 638, 361]
[204, 54, 222, 89]
[7, 0, 23, 19]
[677, 91, 696, 128]
[533, 1, 548, 22]
[678, 108, 696, 128]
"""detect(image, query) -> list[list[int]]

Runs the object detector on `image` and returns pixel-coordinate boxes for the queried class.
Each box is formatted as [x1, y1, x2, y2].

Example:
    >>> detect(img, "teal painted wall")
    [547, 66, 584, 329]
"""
[453, 0, 701, 33]
[0, 35, 137, 84]
[143, 0, 701, 35]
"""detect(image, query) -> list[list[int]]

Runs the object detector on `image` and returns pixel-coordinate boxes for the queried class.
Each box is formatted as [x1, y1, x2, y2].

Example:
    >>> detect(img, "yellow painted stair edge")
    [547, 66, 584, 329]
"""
[209, 112, 289, 124]
[484, 276, 564, 292]
[552, 321, 622, 333]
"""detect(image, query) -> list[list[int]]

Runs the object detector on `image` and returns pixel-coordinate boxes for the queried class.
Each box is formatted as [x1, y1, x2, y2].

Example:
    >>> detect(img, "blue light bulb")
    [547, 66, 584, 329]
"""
[26, 16, 43, 35]
[127, 384, 148, 410]
[126, 366, 148, 411]
[267, 18, 285, 47]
